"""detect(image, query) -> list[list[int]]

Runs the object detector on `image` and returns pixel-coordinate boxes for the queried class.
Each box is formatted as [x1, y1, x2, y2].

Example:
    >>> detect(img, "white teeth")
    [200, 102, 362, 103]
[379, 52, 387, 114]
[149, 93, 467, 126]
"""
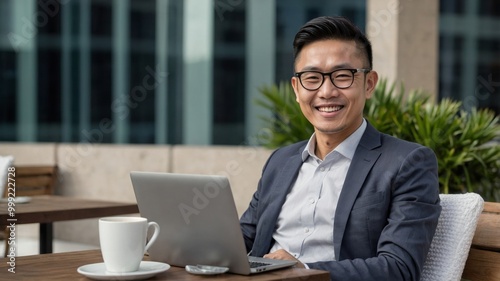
[318, 106, 342, 112]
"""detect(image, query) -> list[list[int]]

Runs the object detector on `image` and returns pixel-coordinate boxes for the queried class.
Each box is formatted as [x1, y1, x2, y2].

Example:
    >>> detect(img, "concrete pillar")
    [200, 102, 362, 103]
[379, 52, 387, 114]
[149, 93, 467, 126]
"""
[155, 0, 169, 144]
[79, 0, 91, 141]
[245, 0, 275, 145]
[182, 0, 214, 145]
[12, 0, 37, 141]
[367, 0, 439, 99]
[112, 0, 130, 143]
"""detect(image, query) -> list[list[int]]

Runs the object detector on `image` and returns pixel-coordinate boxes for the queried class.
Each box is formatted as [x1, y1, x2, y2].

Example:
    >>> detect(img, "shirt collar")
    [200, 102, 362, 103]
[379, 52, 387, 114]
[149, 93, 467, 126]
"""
[302, 119, 367, 162]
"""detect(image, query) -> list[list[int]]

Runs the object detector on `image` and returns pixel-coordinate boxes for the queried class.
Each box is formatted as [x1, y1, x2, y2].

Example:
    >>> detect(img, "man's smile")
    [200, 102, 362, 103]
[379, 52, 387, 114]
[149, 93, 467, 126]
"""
[316, 105, 344, 113]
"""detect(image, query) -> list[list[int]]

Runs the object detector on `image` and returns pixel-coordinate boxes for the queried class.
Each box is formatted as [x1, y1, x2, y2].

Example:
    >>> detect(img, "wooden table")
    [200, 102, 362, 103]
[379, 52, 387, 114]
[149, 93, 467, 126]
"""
[0, 250, 330, 280]
[0, 195, 139, 254]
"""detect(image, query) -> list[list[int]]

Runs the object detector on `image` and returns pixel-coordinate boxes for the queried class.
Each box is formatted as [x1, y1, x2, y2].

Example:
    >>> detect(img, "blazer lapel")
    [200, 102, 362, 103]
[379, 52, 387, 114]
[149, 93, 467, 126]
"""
[253, 144, 305, 256]
[267, 151, 304, 210]
[333, 123, 382, 259]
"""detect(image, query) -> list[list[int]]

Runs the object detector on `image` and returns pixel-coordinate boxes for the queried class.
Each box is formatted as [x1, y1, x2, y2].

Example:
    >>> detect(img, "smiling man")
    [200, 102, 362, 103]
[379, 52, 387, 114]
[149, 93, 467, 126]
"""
[240, 16, 441, 281]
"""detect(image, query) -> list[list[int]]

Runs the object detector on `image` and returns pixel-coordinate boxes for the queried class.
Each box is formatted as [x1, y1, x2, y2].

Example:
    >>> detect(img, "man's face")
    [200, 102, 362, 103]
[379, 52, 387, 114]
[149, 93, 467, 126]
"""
[291, 39, 378, 140]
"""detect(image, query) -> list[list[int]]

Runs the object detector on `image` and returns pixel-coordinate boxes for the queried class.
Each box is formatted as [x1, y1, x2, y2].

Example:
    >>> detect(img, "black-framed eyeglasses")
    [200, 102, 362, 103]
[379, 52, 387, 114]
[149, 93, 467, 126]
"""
[294, 68, 371, 91]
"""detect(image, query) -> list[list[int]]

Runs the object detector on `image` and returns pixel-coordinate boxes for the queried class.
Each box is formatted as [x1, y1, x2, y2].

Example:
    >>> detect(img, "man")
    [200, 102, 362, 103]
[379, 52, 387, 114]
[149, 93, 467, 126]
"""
[240, 16, 441, 281]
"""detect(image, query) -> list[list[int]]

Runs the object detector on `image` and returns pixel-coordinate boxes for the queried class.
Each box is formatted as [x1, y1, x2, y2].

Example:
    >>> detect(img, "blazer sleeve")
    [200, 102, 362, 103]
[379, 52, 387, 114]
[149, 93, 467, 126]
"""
[306, 146, 441, 281]
[240, 148, 277, 253]
[240, 141, 306, 256]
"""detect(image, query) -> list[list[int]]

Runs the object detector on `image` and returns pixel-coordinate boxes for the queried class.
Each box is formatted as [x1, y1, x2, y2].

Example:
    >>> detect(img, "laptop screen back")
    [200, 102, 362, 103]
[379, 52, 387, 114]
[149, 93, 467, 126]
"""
[131, 171, 253, 275]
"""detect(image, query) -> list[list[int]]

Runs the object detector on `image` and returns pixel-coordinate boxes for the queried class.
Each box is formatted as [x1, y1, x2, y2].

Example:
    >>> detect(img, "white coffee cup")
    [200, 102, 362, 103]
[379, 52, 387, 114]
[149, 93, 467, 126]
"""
[99, 216, 160, 273]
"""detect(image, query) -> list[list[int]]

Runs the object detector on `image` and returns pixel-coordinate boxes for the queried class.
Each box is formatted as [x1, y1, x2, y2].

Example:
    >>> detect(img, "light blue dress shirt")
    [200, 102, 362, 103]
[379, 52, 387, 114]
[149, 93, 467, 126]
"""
[269, 119, 367, 263]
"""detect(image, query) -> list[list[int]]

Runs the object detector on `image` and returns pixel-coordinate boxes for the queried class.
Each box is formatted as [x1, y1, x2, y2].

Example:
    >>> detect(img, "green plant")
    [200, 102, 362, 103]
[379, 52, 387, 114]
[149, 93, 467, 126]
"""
[255, 81, 313, 147]
[256, 79, 500, 201]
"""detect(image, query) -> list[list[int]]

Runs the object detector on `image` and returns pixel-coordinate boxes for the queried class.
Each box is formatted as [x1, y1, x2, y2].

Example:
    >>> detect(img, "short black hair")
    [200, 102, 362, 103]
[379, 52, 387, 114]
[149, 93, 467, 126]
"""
[293, 16, 373, 69]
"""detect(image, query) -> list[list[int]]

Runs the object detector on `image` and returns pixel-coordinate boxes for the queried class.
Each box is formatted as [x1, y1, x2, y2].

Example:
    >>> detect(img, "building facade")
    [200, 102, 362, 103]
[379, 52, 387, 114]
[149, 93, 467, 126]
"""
[0, 0, 498, 145]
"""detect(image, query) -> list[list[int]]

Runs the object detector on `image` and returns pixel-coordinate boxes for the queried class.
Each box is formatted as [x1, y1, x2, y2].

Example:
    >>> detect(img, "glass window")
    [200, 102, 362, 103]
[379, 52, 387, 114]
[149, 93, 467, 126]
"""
[0, 50, 16, 141]
[90, 50, 113, 143]
[0, 0, 184, 144]
[479, 0, 500, 17]
[129, 0, 156, 143]
[165, 0, 184, 144]
[439, 0, 500, 115]
[37, 0, 63, 142]
[7, 1, 499, 145]
[476, 38, 500, 113]
[212, 4, 246, 145]
[38, 49, 62, 141]
[275, 0, 366, 83]
[439, 35, 464, 100]
[130, 0, 156, 40]
[128, 52, 156, 144]
[91, 0, 112, 37]
[440, 0, 466, 15]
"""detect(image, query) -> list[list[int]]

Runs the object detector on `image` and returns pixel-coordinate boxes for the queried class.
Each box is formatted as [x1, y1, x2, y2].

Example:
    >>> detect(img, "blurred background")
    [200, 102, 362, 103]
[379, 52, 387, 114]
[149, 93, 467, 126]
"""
[0, 0, 499, 146]
[0, 0, 499, 256]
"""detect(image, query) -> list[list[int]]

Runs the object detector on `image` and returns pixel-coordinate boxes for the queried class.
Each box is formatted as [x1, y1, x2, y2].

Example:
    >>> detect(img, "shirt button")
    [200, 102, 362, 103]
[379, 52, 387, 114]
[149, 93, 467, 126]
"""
[305, 228, 310, 233]
[309, 198, 315, 204]
[319, 167, 325, 172]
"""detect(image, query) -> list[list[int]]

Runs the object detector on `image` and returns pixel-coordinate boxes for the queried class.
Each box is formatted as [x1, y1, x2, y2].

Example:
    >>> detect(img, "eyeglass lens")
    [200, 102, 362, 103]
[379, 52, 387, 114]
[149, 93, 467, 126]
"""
[299, 69, 355, 90]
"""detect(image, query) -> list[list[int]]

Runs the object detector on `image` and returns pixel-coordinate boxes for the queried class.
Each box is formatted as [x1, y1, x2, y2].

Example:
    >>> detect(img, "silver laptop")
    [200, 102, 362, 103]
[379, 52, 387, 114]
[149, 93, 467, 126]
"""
[130, 171, 296, 275]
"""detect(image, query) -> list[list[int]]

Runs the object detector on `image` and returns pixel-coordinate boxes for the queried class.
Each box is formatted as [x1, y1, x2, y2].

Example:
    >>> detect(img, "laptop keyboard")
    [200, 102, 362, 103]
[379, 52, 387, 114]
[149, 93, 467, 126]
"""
[249, 261, 272, 268]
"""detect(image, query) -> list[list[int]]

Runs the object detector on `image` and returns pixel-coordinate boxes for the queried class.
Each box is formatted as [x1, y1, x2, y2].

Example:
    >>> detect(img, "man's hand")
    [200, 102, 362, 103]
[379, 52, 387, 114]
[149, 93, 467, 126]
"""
[263, 249, 306, 268]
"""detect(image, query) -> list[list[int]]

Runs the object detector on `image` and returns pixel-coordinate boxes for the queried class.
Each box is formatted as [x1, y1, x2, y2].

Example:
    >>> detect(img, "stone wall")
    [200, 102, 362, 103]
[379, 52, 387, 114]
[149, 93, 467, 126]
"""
[0, 142, 273, 246]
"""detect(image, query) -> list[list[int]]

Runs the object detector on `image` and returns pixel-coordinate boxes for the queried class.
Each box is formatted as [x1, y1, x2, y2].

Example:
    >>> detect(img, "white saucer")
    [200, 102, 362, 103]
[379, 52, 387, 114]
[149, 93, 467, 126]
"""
[77, 261, 170, 280]
[0, 196, 31, 204]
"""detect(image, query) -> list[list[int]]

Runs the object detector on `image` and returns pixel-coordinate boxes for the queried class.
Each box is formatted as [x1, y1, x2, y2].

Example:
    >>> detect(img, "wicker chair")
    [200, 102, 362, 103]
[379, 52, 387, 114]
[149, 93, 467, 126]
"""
[420, 193, 484, 281]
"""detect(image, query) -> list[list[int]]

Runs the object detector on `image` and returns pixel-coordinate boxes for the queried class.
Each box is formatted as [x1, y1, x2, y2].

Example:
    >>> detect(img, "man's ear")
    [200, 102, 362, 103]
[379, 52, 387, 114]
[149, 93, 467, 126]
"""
[365, 71, 379, 99]
[291, 77, 300, 102]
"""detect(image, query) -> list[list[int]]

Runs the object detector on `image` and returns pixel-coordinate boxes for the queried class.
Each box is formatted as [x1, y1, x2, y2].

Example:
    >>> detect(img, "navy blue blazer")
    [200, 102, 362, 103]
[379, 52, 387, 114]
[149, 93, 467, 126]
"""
[240, 122, 441, 281]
